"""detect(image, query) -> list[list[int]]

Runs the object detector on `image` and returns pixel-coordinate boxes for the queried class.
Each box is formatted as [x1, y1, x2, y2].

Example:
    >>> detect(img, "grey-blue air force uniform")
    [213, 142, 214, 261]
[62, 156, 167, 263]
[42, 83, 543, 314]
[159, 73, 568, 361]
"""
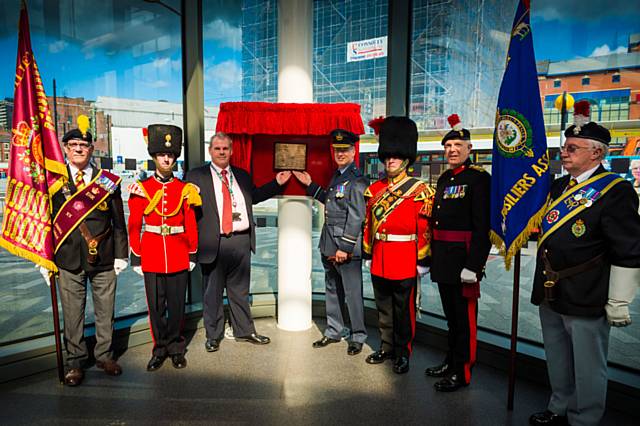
[307, 162, 368, 344]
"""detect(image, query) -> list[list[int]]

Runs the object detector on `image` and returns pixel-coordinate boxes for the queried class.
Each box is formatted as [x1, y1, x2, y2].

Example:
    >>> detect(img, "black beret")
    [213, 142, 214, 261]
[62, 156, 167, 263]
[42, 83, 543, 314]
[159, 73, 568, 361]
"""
[62, 128, 93, 144]
[564, 122, 611, 146]
[377, 116, 418, 165]
[147, 124, 182, 157]
[441, 128, 471, 145]
[330, 129, 358, 148]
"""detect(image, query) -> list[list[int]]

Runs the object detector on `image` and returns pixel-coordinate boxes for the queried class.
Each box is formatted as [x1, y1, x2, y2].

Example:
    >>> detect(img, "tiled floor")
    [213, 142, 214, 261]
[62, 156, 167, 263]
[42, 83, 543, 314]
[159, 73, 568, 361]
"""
[0, 318, 636, 425]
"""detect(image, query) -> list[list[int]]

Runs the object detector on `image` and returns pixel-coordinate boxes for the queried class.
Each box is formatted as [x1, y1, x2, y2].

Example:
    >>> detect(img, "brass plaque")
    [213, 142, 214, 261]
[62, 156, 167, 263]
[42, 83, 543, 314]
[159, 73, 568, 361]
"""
[274, 142, 307, 171]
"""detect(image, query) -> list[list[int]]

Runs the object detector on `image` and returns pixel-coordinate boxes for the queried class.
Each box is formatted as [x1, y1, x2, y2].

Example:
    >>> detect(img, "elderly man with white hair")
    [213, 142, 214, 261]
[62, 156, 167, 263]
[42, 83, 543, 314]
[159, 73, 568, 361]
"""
[529, 100, 640, 426]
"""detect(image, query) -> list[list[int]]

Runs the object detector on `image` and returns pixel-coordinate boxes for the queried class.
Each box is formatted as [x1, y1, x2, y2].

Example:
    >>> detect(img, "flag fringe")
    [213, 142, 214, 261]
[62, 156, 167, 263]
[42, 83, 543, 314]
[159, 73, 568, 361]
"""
[490, 199, 548, 270]
[0, 237, 58, 272]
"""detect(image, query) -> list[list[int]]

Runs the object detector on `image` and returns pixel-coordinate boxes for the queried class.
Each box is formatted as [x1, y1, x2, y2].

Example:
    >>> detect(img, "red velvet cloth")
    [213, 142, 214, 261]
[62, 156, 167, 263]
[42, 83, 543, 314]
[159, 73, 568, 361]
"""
[216, 102, 365, 196]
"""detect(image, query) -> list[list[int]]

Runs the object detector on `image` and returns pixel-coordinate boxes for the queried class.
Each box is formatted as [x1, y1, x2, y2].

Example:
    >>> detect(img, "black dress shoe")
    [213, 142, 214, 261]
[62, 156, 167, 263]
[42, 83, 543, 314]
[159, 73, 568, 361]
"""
[434, 373, 468, 392]
[171, 354, 187, 369]
[147, 355, 167, 371]
[235, 333, 270, 345]
[312, 336, 340, 348]
[347, 342, 363, 355]
[365, 350, 395, 364]
[64, 368, 84, 386]
[425, 362, 450, 377]
[529, 410, 569, 426]
[393, 356, 410, 374]
[205, 339, 220, 352]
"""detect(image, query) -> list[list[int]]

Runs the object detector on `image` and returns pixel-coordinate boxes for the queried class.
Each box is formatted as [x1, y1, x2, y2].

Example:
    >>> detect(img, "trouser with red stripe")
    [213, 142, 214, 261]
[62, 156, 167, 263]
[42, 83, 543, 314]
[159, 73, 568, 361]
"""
[437, 281, 478, 384]
[371, 275, 417, 358]
[143, 270, 188, 357]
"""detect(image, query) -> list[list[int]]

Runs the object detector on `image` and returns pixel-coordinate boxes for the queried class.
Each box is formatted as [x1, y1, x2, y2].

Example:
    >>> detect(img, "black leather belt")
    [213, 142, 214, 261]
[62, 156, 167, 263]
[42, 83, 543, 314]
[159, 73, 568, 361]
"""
[222, 228, 250, 238]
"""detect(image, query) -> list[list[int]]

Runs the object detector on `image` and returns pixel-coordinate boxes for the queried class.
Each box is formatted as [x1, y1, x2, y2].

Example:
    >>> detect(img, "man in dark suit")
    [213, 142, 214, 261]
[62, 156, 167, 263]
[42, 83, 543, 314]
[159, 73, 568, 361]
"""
[186, 132, 291, 352]
[47, 116, 128, 386]
[425, 114, 491, 392]
[529, 102, 640, 426]
[293, 129, 368, 356]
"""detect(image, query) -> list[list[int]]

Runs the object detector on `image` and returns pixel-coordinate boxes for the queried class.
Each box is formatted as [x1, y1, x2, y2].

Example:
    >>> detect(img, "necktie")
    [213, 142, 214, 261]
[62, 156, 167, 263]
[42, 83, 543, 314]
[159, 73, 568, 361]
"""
[75, 170, 85, 190]
[220, 170, 233, 235]
[567, 178, 578, 190]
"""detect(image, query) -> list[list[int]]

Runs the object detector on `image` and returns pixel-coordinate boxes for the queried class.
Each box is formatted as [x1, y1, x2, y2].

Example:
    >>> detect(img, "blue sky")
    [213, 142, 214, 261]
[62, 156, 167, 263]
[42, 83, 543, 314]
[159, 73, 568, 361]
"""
[0, 1, 638, 104]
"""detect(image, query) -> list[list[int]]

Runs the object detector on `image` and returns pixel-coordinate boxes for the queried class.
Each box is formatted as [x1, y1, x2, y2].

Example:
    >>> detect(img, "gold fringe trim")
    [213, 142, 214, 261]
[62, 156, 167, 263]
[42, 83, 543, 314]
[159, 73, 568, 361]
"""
[0, 237, 58, 273]
[490, 198, 549, 270]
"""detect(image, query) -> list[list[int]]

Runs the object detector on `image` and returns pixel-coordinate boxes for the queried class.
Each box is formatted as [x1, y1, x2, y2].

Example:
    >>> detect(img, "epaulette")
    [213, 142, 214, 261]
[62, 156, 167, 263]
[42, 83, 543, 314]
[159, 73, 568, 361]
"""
[127, 181, 145, 197]
[469, 164, 487, 173]
[182, 183, 202, 206]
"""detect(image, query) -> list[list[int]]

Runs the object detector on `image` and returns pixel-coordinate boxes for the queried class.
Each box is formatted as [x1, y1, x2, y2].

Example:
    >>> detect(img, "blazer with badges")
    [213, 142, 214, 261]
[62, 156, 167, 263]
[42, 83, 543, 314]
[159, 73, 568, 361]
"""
[52, 165, 128, 272]
[363, 174, 435, 280]
[531, 165, 640, 316]
[127, 175, 200, 274]
[307, 162, 368, 258]
[185, 164, 283, 264]
[429, 159, 491, 284]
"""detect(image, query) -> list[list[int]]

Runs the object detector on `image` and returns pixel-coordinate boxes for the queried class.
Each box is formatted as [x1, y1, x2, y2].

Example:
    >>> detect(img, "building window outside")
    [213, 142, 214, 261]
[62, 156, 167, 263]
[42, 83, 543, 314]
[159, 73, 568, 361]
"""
[612, 73, 621, 83]
[0, 0, 183, 346]
[553, 78, 561, 88]
[582, 75, 590, 85]
[410, 0, 516, 130]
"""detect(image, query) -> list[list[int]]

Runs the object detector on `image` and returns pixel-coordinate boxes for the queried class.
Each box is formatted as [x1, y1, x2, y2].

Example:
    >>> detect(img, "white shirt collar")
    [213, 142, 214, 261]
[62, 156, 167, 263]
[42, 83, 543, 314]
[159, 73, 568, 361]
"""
[210, 162, 231, 174]
[572, 164, 601, 184]
[68, 162, 92, 178]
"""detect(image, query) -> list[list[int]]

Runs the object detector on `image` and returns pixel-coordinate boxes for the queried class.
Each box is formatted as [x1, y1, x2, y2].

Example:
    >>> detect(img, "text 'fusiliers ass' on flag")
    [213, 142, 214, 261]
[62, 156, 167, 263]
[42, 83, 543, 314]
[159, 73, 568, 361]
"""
[0, 3, 68, 272]
[490, 0, 550, 269]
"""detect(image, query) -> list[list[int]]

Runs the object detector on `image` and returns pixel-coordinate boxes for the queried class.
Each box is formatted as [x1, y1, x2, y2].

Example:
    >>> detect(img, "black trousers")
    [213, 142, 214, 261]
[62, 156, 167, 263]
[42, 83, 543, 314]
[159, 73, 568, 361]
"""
[371, 275, 417, 358]
[201, 232, 255, 340]
[143, 270, 188, 357]
[437, 281, 478, 384]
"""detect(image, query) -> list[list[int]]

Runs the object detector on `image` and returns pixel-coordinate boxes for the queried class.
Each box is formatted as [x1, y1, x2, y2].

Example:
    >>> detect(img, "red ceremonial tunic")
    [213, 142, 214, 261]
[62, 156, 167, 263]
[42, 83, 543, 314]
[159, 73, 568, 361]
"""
[128, 175, 200, 274]
[363, 174, 434, 280]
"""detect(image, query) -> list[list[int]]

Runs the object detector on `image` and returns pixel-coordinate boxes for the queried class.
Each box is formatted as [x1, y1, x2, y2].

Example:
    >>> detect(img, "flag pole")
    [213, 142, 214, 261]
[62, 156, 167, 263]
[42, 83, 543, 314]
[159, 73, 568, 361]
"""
[48, 274, 65, 384]
[507, 249, 521, 410]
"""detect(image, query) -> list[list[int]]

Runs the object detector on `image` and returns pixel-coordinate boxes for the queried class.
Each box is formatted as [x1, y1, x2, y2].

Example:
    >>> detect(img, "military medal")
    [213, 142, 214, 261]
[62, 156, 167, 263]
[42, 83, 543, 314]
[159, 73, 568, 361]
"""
[571, 219, 586, 237]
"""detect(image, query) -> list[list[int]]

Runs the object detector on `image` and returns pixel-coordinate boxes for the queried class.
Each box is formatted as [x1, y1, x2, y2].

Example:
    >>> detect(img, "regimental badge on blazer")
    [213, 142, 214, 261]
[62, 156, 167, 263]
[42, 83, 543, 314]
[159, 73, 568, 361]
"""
[443, 184, 467, 199]
[97, 201, 109, 211]
[571, 218, 586, 237]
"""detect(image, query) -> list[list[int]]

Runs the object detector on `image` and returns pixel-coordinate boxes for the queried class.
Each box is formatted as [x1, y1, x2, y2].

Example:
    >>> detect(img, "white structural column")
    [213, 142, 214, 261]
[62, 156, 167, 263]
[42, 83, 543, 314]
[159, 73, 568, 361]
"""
[276, 0, 313, 331]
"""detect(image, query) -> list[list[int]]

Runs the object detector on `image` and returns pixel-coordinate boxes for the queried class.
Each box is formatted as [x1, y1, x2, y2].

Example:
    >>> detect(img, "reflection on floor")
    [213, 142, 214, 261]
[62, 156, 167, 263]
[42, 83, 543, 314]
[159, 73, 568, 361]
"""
[0, 319, 636, 425]
[1, 226, 639, 369]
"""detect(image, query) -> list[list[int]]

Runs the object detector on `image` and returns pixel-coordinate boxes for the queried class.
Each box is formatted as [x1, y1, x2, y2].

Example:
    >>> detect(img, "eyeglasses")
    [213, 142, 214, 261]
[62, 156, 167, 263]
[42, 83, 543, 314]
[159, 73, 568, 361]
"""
[560, 144, 593, 154]
[66, 142, 91, 150]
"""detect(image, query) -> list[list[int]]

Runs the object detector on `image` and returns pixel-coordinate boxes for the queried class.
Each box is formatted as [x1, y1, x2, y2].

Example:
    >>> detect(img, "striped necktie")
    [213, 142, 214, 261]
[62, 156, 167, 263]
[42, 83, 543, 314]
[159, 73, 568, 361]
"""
[567, 178, 578, 190]
[75, 170, 85, 190]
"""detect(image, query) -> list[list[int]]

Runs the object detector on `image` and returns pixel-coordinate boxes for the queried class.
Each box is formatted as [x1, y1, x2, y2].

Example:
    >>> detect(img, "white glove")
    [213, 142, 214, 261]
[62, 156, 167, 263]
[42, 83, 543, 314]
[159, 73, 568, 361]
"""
[606, 265, 639, 327]
[605, 300, 631, 327]
[133, 266, 144, 276]
[189, 261, 196, 272]
[460, 268, 477, 283]
[364, 260, 371, 269]
[38, 266, 51, 285]
[114, 259, 128, 276]
[417, 266, 429, 277]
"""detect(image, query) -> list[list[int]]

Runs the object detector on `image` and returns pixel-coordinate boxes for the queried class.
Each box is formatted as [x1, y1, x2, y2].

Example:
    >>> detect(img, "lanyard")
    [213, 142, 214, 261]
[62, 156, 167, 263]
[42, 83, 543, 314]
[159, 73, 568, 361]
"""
[211, 165, 237, 207]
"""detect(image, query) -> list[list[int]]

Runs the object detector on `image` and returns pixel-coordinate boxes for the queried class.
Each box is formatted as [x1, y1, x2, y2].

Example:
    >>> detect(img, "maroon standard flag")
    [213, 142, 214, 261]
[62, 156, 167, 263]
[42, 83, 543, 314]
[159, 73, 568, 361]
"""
[0, 3, 68, 272]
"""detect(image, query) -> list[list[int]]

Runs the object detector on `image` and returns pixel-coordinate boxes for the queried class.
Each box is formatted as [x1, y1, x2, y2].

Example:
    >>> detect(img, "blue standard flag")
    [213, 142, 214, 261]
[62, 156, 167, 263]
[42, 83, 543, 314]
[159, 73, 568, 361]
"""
[490, 0, 550, 269]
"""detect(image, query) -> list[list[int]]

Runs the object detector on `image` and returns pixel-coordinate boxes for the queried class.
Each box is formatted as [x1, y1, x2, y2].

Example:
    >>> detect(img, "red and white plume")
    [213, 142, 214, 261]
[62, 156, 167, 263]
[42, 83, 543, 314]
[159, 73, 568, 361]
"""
[142, 127, 148, 145]
[368, 116, 385, 136]
[447, 114, 463, 131]
[573, 100, 590, 127]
